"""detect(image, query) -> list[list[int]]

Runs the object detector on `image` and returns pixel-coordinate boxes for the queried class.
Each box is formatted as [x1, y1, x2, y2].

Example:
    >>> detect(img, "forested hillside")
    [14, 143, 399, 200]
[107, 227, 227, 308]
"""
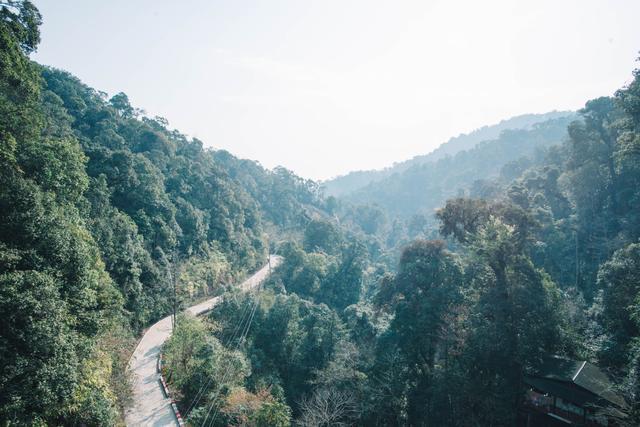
[162, 63, 640, 425]
[0, 3, 321, 424]
[3, 2, 640, 427]
[342, 115, 575, 220]
[322, 110, 574, 197]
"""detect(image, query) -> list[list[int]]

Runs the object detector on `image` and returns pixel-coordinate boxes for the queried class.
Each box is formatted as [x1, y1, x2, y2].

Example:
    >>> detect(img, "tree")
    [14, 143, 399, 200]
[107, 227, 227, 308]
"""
[297, 388, 356, 427]
[353, 204, 387, 235]
[0, 1, 42, 164]
[435, 199, 568, 424]
[373, 240, 463, 424]
[255, 295, 327, 400]
[0, 271, 78, 423]
[365, 344, 410, 426]
[599, 243, 640, 368]
[303, 219, 342, 254]
[109, 92, 134, 118]
[407, 213, 429, 237]
[0, 1, 41, 53]
[250, 398, 292, 427]
[616, 63, 640, 126]
[164, 314, 252, 424]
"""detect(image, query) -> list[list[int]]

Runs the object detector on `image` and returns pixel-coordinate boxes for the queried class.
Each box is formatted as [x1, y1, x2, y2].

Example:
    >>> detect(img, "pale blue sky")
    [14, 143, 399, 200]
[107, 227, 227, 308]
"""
[32, 0, 640, 180]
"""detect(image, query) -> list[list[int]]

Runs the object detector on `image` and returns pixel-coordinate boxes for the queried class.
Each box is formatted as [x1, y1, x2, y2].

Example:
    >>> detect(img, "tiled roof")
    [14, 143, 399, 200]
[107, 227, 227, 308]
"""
[526, 356, 626, 408]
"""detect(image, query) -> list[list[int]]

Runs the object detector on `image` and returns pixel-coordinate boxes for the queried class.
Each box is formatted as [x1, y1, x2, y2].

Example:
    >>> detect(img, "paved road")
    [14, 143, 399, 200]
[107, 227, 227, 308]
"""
[125, 255, 282, 427]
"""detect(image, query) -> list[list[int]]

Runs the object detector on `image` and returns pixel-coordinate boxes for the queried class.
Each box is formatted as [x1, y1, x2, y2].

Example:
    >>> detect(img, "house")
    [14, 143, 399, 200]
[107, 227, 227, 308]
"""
[520, 357, 627, 426]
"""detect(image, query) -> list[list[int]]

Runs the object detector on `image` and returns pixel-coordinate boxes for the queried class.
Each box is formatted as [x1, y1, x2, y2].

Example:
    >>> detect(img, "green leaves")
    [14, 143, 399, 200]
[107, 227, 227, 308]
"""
[0, 271, 79, 423]
[0, 1, 41, 54]
[303, 219, 343, 254]
[250, 399, 292, 427]
[598, 243, 640, 365]
[272, 239, 365, 311]
[18, 137, 89, 204]
[0, 2, 42, 166]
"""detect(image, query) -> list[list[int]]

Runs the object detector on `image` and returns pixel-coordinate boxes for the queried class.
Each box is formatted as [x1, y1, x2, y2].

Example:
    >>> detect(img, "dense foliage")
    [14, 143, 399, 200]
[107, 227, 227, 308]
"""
[3, 2, 640, 426]
[343, 115, 574, 220]
[166, 64, 640, 426]
[0, 2, 320, 424]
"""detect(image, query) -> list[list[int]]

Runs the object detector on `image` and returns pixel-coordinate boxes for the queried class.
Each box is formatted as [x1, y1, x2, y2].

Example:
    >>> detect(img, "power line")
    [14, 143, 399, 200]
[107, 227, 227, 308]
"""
[184, 295, 253, 417]
[200, 282, 265, 427]
[208, 285, 264, 427]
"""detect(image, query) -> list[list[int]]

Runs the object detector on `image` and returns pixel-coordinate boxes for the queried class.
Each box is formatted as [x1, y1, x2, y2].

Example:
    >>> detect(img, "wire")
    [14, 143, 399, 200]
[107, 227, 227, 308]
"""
[200, 287, 262, 427]
[184, 296, 253, 417]
[208, 285, 263, 427]
[200, 282, 265, 427]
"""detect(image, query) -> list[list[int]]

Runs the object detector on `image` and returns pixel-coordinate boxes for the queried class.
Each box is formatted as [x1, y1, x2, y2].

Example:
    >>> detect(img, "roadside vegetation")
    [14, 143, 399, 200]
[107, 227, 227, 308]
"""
[2, 1, 640, 425]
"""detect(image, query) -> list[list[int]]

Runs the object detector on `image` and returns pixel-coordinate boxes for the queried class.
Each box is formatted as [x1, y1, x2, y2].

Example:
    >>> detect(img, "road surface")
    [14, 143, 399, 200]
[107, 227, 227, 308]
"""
[124, 255, 282, 426]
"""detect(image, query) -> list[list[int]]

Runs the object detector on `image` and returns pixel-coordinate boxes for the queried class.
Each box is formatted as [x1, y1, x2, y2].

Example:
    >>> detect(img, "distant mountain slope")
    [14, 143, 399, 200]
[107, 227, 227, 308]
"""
[343, 115, 576, 219]
[322, 111, 575, 197]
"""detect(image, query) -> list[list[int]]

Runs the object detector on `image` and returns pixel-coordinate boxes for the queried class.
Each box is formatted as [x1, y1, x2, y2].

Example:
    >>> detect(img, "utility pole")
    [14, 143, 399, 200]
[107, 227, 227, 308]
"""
[170, 250, 179, 330]
[267, 237, 274, 273]
[575, 229, 579, 288]
[172, 271, 177, 329]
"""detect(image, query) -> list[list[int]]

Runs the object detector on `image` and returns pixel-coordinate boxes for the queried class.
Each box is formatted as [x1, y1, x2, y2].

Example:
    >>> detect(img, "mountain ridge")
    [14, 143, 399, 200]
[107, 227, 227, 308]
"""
[322, 110, 575, 197]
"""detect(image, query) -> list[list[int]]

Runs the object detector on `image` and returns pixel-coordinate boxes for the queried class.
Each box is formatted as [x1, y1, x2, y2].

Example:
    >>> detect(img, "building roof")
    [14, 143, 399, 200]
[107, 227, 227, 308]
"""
[525, 356, 627, 409]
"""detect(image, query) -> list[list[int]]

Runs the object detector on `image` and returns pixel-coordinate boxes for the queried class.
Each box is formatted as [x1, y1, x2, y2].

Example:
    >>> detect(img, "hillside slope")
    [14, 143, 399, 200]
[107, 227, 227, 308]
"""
[0, 6, 323, 421]
[344, 115, 575, 219]
[322, 111, 575, 197]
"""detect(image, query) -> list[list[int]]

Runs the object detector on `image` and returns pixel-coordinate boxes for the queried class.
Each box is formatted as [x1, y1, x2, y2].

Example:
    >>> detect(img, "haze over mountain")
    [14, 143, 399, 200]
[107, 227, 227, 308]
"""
[3, 2, 640, 427]
[31, 0, 640, 179]
[344, 114, 575, 220]
[323, 110, 575, 197]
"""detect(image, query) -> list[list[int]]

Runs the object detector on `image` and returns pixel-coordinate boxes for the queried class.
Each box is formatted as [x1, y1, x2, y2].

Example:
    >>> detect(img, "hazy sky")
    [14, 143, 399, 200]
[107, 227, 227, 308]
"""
[32, 0, 640, 180]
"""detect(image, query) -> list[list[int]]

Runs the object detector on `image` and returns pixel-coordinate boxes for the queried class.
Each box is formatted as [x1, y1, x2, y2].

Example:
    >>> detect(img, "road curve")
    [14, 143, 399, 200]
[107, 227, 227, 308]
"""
[125, 255, 282, 427]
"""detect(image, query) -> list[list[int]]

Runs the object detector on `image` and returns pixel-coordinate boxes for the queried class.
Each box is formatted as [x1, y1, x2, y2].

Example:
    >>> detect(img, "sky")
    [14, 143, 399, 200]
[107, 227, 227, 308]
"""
[32, 0, 640, 181]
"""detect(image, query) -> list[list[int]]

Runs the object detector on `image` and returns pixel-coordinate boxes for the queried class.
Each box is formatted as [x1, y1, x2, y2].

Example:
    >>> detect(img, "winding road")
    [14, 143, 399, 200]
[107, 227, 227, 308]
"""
[124, 255, 282, 427]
